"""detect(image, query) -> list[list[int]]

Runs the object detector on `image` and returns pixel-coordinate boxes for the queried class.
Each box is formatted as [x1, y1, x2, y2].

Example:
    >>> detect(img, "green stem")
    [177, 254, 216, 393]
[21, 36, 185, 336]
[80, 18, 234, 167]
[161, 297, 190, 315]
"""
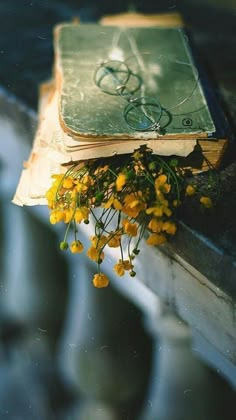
[63, 220, 72, 243]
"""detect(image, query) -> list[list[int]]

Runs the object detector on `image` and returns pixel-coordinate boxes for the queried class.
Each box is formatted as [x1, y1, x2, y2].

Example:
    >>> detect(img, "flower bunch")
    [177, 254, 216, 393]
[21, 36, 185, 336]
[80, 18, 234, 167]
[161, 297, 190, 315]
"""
[46, 146, 212, 287]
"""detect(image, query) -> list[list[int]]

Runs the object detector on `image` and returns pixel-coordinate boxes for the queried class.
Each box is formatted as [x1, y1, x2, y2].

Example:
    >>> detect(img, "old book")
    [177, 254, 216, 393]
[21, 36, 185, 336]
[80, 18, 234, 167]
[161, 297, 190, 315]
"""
[53, 21, 228, 169]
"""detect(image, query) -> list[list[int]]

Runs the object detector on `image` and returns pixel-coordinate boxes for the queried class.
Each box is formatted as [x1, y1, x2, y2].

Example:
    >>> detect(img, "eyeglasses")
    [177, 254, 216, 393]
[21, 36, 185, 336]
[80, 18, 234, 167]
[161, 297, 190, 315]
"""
[94, 60, 163, 132]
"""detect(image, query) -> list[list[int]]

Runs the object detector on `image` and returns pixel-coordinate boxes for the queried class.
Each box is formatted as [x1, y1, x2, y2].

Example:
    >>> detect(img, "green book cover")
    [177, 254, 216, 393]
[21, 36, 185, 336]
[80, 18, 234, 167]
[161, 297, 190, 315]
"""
[55, 23, 216, 140]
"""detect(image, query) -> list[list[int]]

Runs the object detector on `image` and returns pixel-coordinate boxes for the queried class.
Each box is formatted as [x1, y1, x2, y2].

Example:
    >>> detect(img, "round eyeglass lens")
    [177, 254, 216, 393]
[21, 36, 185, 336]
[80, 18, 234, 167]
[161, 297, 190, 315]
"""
[94, 60, 130, 95]
[124, 96, 162, 131]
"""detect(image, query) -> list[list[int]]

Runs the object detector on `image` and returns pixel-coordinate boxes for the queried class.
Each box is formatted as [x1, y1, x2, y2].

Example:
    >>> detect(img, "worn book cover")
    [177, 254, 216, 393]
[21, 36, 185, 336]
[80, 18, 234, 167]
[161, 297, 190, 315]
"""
[55, 23, 217, 141]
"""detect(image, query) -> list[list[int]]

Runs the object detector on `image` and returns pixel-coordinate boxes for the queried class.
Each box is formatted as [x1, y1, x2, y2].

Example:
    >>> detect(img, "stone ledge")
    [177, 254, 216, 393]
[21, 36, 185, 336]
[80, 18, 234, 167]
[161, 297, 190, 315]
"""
[134, 240, 236, 368]
[167, 221, 236, 300]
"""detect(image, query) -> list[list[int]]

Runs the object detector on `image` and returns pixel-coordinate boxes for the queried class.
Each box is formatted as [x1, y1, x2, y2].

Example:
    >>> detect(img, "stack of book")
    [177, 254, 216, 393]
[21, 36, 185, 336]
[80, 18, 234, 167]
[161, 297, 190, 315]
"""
[13, 13, 228, 206]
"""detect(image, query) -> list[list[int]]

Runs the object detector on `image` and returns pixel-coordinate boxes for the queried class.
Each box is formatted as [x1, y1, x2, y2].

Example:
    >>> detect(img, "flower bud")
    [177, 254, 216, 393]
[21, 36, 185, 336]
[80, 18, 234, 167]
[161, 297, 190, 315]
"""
[60, 241, 68, 251]
[129, 270, 136, 277]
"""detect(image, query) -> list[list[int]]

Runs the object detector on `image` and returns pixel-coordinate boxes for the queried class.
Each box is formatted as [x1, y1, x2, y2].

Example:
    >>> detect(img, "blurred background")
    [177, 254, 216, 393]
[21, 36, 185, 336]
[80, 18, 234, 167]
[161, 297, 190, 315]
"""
[0, 0, 235, 108]
[0, 1, 235, 419]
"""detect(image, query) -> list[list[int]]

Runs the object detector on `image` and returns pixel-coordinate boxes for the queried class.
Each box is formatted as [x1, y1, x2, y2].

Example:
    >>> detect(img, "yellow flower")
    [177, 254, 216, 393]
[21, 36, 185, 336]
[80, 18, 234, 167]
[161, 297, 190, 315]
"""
[155, 174, 167, 188]
[156, 189, 165, 202]
[122, 219, 138, 237]
[162, 221, 177, 235]
[103, 195, 123, 210]
[74, 206, 89, 223]
[45, 187, 56, 203]
[107, 232, 121, 248]
[93, 273, 109, 288]
[148, 218, 163, 233]
[94, 165, 109, 175]
[46, 174, 65, 200]
[116, 173, 127, 191]
[70, 240, 84, 253]
[90, 235, 107, 249]
[49, 210, 64, 224]
[146, 206, 162, 217]
[46, 176, 65, 206]
[146, 233, 167, 246]
[146, 203, 172, 218]
[113, 259, 133, 276]
[123, 192, 146, 218]
[155, 174, 171, 195]
[51, 173, 64, 186]
[113, 261, 125, 276]
[75, 175, 93, 193]
[163, 184, 171, 194]
[82, 174, 93, 186]
[132, 150, 143, 160]
[163, 206, 172, 217]
[76, 182, 88, 193]
[200, 196, 213, 208]
[186, 185, 196, 196]
[123, 260, 133, 270]
[71, 188, 78, 200]
[87, 246, 104, 262]
[62, 176, 74, 189]
[63, 208, 75, 223]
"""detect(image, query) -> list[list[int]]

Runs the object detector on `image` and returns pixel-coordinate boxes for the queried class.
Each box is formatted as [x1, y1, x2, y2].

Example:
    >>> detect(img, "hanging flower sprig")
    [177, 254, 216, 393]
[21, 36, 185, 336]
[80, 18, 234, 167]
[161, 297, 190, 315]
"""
[45, 146, 212, 288]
